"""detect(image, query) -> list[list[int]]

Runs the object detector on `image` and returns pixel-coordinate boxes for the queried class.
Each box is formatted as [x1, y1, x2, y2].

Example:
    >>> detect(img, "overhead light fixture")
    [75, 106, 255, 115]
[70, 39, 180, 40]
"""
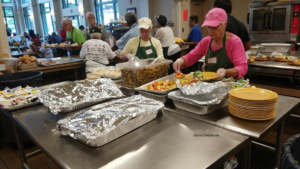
[50, 10, 55, 16]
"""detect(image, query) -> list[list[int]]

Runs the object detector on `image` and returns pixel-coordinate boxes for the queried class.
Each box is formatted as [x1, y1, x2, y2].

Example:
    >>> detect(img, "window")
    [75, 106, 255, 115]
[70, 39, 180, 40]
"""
[2, 7, 17, 34]
[1, 0, 11, 3]
[65, 16, 81, 29]
[40, 2, 54, 35]
[62, 0, 78, 9]
[23, 7, 33, 31]
[22, 0, 29, 3]
[95, 0, 119, 25]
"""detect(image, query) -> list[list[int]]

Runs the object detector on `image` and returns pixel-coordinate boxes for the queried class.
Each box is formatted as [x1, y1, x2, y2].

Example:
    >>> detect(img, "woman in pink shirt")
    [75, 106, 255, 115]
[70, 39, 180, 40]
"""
[173, 8, 248, 80]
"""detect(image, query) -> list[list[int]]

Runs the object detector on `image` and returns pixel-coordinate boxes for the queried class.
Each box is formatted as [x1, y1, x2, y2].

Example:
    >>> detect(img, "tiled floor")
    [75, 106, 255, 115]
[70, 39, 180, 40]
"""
[0, 143, 60, 169]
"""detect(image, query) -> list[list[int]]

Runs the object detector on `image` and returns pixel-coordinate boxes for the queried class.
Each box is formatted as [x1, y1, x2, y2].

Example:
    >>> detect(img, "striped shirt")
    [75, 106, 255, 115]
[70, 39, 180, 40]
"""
[84, 23, 108, 41]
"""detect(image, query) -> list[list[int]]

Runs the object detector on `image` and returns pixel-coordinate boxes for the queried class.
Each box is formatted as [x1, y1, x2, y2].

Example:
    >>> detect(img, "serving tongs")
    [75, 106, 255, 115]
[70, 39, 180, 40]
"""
[151, 55, 164, 64]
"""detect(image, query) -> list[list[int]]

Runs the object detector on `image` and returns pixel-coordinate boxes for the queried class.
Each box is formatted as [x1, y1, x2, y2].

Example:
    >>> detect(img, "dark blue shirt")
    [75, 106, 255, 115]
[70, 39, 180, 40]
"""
[48, 35, 62, 44]
[188, 25, 202, 42]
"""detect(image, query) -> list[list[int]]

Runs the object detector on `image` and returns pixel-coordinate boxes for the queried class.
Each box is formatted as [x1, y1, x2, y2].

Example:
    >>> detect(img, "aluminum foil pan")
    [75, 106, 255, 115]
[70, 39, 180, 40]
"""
[57, 95, 164, 147]
[168, 83, 229, 107]
[39, 79, 124, 114]
[38, 81, 72, 91]
[115, 81, 138, 96]
[177, 80, 227, 95]
[138, 90, 170, 104]
[172, 97, 229, 115]
[135, 74, 178, 95]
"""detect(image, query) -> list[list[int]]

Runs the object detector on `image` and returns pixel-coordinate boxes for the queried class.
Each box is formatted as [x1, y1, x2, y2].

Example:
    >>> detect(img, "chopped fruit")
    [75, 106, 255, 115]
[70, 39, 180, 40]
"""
[175, 72, 185, 79]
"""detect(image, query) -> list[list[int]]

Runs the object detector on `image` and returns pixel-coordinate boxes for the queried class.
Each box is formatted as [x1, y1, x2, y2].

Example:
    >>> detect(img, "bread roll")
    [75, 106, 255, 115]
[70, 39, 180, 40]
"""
[24, 60, 31, 64]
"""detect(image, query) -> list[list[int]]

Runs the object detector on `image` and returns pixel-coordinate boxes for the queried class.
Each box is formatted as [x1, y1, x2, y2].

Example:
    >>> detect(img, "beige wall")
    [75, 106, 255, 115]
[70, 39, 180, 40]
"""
[230, 0, 250, 31]
[190, 0, 214, 38]
[0, 4, 10, 54]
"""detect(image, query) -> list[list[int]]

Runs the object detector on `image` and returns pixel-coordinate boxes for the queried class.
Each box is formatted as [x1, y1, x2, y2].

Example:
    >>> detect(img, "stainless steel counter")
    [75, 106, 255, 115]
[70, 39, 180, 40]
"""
[164, 95, 299, 139]
[248, 60, 300, 70]
[164, 95, 300, 168]
[4, 105, 250, 169]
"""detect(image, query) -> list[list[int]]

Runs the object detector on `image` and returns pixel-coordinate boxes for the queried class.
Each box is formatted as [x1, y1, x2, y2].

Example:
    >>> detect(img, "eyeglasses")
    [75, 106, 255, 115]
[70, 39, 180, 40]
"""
[87, 17, 95, 20]
[63, 23, 70, 27]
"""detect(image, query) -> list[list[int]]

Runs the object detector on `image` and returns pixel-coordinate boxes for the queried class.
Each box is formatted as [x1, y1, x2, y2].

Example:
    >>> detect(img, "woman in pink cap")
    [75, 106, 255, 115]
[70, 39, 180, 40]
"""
[173, 8, 247, 80]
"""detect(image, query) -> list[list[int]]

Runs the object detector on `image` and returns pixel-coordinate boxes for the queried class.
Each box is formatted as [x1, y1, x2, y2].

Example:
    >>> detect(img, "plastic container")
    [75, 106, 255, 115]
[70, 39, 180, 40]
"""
[3, 58, 18, 73]
[281, 133, 300, 169]
[116, 58, 172, 88]
[0, 71, 42, 90]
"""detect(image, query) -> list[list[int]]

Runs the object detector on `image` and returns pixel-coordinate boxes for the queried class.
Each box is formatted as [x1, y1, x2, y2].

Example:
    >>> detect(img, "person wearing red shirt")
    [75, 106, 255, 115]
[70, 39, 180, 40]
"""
[60, 27, 66, 42]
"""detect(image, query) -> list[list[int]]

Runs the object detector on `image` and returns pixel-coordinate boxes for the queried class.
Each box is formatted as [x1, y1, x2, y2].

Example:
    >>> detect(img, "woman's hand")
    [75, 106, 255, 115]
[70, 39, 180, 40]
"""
[215, 68, 226, 80]
[173, 58, 184, 72]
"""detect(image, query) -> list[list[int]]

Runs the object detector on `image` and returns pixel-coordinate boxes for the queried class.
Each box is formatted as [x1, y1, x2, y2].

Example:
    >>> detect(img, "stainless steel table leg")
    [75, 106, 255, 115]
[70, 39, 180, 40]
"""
[275, 121, 284, 169]
[243, 143, 251, 169]
[13, 123, 30, 169]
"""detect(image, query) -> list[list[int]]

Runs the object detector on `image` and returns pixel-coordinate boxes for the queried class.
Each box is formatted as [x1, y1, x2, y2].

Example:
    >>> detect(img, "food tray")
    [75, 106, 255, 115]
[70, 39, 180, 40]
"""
[90, 66, 122, 80]
[37, 81, 72, 91]
[135, 74, 178, 95]
[39, 79, 125, 114]
[172, 97, 229, 115]
[115, 81, 138, 95]
[4, 81, 72, 111]
[258, 43, 292, 55]
[37, 57, 83, 67]
[57, 95, 164, 147]
[138, 90, 171, 104]
[224, 82, 248, 90]
[18, 62, 38, 70]
[116, 58, 172, 88]
[287, 61, 300, 66]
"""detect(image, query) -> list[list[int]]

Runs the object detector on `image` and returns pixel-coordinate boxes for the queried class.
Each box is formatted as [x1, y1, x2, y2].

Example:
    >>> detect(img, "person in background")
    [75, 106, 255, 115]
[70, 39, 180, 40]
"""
[115, 12, 140, 51]
[154, 15, 181, 74]
[60, 27, 67, 42]
[23, 32, 32, 40]
[121, 17, 164, 60]
[80, 27, 116, 72]
[30, 38, 53, 59]
[61, 17, 86, 55]
[10, 33, 21, 44]
[182, 13, 203, 72]
[79, 25, 85, 32]
[47, 32, 62, 44]
[173, 8, 247, 81]
[6, 25, 12, 37]
[85, 12, 109, 44]
[29, 30, 36, 39]
[182, 13, 202, 51]
[214, 0, 251, 51]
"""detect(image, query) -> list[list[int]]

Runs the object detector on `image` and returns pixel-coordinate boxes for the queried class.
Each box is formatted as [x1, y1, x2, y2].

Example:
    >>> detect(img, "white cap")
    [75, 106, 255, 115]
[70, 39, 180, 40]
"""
[138, 17, 152, 29]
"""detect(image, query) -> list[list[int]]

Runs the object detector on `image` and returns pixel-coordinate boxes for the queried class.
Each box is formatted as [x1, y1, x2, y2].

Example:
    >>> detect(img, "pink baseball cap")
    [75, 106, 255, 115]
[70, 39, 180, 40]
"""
[201, 8, 227, 27]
